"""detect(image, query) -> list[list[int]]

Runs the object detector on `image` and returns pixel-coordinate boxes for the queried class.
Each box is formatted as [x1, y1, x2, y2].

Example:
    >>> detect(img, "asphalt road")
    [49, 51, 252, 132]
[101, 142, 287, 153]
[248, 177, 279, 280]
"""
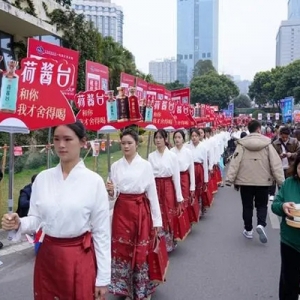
[0, 186, 283, 300]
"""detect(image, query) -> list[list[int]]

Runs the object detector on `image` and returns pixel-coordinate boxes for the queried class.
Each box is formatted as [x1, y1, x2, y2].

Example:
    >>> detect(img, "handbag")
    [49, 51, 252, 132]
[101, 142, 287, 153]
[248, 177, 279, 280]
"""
[148, 236, 169, 283]
[173, 211, 191, 241]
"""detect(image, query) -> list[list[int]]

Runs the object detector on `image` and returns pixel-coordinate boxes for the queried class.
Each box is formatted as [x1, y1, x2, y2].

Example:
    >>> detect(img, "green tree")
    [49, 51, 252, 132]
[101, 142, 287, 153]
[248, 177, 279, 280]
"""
[249, 67, 285, 109]
[165, 80, 185, 91]
[135, 70, 155, 83]
[233, 94, 252, 108]
[190, 72, 239, 108]
[275, 60, 300, 104]
[193, 60, 216, 78]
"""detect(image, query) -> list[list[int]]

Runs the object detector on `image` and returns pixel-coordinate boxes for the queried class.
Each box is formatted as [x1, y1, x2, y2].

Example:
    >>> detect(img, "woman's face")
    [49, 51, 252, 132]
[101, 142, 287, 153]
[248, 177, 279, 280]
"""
[174, 132, 184, 146]
[191, 132, 200, 144]
[154, 132, 165, 148]
[121, 134, 137, 157]
[53, 125, 84, 163]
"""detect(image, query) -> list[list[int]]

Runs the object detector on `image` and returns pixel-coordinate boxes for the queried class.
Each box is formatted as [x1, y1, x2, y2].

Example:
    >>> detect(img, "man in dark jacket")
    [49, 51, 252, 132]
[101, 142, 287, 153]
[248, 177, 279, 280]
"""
[16, 174, 37, 217]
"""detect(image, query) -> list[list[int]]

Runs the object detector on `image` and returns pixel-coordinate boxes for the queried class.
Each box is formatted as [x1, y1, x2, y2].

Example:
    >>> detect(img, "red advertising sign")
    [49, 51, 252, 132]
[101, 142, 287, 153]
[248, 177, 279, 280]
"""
[148, 83, 165, 100]
[136, 78, 148, 104]
[85, 61, 109, 92]
[0, 57, 76, 129]
[171, 88, 190, 104]
[172, 103, 195, 129]
[164, 89, 171, 100]
[120, 72, 135, 95]
[27, 38, 79, 100]
[75, 90, 107, 131]
[152, 99, 175, 129]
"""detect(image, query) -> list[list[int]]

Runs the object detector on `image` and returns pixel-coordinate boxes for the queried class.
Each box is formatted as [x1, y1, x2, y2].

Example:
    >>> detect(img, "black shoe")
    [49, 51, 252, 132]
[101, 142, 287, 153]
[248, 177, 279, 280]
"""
[0, 241, 3, 249]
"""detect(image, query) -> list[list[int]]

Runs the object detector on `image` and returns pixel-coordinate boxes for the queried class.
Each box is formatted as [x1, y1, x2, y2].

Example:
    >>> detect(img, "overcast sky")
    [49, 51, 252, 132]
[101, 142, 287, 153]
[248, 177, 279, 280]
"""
[113, 0, 288, 80]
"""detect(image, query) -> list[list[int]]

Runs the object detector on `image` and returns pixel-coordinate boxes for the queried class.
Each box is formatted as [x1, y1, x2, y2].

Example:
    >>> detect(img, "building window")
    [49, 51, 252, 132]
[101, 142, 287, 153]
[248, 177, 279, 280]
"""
[189, 54, 193, 59]
[184, 54, 188, 59]
[202, 53, 206, 58]
[207, 52, 211, 58]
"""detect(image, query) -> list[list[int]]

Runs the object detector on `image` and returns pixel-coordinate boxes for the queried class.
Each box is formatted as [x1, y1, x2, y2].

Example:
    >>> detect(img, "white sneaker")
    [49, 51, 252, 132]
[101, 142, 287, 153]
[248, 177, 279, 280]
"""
[256, 225, 268, 243]
[243, 229, 253, 239]
[269, 195, 274, 201]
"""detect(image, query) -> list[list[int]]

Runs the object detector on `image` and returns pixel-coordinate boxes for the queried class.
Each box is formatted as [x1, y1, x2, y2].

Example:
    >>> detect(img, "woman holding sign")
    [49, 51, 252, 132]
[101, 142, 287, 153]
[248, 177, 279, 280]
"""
[106, 128, 162, 300]
[1, 121, 111, 300]
[148, 129, 184, 252]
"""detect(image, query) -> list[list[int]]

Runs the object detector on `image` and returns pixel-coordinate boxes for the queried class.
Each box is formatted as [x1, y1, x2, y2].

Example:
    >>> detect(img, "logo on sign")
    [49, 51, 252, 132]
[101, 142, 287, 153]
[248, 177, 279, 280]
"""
[36, 46, 45, 55]
[90, 66, 100, 73]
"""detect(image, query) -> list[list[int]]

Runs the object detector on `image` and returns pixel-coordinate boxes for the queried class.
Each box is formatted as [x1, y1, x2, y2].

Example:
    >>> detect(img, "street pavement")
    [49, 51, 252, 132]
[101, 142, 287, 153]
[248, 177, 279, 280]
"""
[0, 186, 284, 300]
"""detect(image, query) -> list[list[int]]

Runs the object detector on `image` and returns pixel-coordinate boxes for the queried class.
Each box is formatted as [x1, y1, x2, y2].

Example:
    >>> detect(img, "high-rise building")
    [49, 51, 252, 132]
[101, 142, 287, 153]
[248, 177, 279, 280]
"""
[72, 0, 124, 45]
[149, 58, 177, 84]
[288, 0, 300, 20]
[276, 20, 300, 67]
[177, 0, 219, 85]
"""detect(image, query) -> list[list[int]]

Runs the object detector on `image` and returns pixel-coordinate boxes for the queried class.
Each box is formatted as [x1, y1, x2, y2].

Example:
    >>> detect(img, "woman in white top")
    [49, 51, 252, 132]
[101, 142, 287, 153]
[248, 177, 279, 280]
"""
[148, 129, 184, 252]
[107, 129, 162, 300]
[186, 128, 210, 213]
[171, 130, 195, 225]
[1, 121, 111, 300]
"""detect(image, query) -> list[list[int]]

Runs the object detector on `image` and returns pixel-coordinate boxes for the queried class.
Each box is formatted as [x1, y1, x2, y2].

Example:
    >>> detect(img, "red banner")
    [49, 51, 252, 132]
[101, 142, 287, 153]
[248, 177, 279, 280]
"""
[0, 57, 76, 130]
[27, 38, 79, 100]
[171, 88, 190, 104]
[172, 103, 195, 129]
[75, 90, 107, 131]
[120, 72, 135, 95]
[136, 78, 148, 104]
[147, 83, 165, 101]
[85, 61, 109, 92]
[152, 99, 175, 129]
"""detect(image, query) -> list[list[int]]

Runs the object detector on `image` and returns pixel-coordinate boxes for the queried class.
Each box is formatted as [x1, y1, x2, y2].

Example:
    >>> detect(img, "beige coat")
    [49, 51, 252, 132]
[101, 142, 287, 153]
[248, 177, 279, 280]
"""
[226, 133, 285, 186]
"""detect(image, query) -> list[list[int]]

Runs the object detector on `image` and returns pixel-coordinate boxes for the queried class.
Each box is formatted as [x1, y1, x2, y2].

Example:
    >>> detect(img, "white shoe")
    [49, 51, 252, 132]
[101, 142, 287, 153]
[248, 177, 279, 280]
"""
[269, 195, 274, 201]
[243, 229, 253, 239]
[256, 225, 268, 243]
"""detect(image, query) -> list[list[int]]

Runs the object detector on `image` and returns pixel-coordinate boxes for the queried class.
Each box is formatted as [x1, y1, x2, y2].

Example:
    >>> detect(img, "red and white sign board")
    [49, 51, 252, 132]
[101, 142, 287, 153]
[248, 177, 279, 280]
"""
[27, 38, 79, 100]
[0, 57, 76, 129]
[171, 88, 190, 104]
[14, 146, 22, 156]
[85, 61, 109, 92]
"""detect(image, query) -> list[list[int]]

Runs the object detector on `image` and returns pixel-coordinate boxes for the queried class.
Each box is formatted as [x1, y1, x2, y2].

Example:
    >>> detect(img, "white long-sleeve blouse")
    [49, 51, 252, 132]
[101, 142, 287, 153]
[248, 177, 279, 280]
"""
[170, 146, 195, 191]
[186, 141, 209, 183]
[148, 148, 184, 202]
[110, 154, 162, 227]
[17, 160, 111, 287]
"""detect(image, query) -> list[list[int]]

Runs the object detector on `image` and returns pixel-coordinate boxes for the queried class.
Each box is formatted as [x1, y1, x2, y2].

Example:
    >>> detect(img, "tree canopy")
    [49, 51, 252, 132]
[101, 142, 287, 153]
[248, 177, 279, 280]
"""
[249, 60, 300, 108]
[233, 94, 252, 108]
[190, 71, 239, 108]
[193, 60, 216, 77]
[165, 80, 185, 91]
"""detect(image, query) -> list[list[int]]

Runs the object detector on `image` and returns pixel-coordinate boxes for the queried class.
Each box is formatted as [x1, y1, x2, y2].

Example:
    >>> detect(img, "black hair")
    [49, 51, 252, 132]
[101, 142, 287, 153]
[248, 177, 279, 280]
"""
[240, 132, 247, 138]
[173, 130, 186, 142]
[53, 120, 86, 140]
[0, 170, 3, 182]
[154, 129, 170, 148]
[293, 154, 300, 179]
[280, 126, 291, 136]
[205, 127, 212, 134]
[31, 174, 38, 183]
[120, 128, 139, 144]
[190, 128, 201, 136]
[248, 120, 261, 133]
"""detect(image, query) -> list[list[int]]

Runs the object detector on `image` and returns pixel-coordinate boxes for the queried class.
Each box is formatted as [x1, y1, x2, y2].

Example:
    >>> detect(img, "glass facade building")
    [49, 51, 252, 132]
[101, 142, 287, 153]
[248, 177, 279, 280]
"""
[177, 0, 219, 85]
[73, 0, 123, 45]
[288, 0, 300, 20]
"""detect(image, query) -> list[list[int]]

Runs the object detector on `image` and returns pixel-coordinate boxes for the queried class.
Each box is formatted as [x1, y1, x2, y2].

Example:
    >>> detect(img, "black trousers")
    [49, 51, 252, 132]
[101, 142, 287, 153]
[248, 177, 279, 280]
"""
[279, 242, 300, 300]
[240, 186, 269, 231]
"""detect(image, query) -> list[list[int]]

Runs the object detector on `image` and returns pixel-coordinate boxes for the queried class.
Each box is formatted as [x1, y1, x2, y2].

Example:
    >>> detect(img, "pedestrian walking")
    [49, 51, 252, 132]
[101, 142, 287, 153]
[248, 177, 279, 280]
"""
[271, 154, 300, 300]
[107, 129, 162, 300]
[1, 121, 111, 300]
[225, 120, 285, 243]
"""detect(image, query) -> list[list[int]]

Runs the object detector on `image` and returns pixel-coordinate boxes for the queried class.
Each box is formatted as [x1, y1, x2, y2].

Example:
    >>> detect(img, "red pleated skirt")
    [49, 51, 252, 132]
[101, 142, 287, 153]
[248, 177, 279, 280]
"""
[179, 170, 192, 229]
[214, 164, 222, 185]
[110, 193, 157, 299]
[155, 177, 177, 252]
[34, 232, 96, 300]
[194, 163, 204, 202]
